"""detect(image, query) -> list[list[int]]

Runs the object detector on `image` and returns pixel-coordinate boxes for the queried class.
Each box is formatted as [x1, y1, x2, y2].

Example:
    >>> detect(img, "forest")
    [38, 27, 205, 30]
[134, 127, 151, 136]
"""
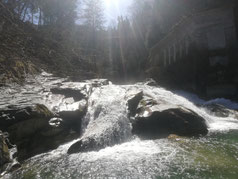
[1, 0, 238, 178]
[0, 0, 234, 83]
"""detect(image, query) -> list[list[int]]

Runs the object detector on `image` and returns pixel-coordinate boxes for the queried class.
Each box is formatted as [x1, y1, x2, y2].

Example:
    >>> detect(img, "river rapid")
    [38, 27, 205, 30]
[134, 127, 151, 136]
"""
[1, 72, 238, 179]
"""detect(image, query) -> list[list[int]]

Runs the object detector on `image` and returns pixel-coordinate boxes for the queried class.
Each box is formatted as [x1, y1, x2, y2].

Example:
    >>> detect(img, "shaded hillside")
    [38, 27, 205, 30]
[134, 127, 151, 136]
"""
[0, 3, 96, 84]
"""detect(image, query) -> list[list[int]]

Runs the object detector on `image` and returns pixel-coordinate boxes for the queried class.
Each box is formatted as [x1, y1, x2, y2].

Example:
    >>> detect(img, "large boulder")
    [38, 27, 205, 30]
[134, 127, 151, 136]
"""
[19, 129, 79, 160]
[18, 99, 87, 159]
[2, 104, 53, 143]
[130, 96, 208, 139]
[17, 105, 86, 159]
[0, 104, 53, 131]
[0, 82, 89, 159]
[0, 104, 54, 160]
[0, 102, 84, 160]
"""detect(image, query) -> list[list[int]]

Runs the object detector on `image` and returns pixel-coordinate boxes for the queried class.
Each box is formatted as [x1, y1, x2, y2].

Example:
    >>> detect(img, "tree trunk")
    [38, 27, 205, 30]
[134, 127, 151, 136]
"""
[31, 11, 34, 24]
[38, 8, 42, 25]
[19, 3, 26, 19]
[22, 6, 28, 21]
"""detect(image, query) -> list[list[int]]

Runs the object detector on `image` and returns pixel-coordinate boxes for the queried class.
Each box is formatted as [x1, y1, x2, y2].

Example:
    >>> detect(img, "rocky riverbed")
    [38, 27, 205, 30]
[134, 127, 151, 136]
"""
[0, 72, 238, 178]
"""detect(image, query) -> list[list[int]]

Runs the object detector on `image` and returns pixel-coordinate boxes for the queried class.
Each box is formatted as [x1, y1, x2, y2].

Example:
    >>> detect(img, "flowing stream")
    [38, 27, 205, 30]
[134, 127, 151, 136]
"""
[1, 72, 238, 179]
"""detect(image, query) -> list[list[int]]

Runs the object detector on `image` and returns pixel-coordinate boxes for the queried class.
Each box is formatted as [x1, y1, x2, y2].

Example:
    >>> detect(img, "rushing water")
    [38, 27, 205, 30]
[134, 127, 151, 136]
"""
[1, 72, 238, 179]
[3, 131, 238, 179]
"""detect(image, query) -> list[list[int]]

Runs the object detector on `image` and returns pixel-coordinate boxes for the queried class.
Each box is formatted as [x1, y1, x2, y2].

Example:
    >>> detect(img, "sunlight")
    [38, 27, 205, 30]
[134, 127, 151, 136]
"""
[103, 0, 121, 8]
[103, 0, 119, 19]
[1, 0, 238, 178]
[102, 0, 132, 23]
[103, 0, 113, 7]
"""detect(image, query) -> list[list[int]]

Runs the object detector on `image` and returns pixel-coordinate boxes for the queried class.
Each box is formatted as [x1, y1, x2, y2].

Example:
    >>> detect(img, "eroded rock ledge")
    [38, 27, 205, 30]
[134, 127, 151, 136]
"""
[0, 73, 211, 174]
[67, 83, 208, 154]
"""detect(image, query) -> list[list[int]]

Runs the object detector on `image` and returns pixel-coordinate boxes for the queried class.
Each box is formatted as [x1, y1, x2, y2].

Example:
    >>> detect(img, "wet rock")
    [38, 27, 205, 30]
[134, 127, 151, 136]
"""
[13, 99, 87, 160]
[0, 104, 53, 131]
[0, 131, 20, 176]
[0, 96, 87, 160]
[67, 135, 115, 154]
[0, 131, 10, 171]
[14, 111, 84, 160]
[18, 130, 79, 160]
[0, 103, 79, 160]
[49, 117, 63, 128]
[67, 139, 89, 154]
[58, 99, 87, 132]
[50, 88, 86, 101]
[50, 79, 109, 102]
[0, 74, 110, 159]
[83, 79, 110, 87]
[15, 126, 79, 160]
[58, 109, 84, 132]
[132, 98, 208, 139]
[203, 103, 238, 118]
[3, 159, 21, 173]
[5, 104, 53, 143]
[9, 146, 18, 159]
[40, 118, 64, 137]
[144, 78, 158, 86]
[8, 160, 21, 172]
[10, 114, 76, 160]
[168, 134, 183, 140]
[127, 91, 143, 116]
[8, 116, 50, 143]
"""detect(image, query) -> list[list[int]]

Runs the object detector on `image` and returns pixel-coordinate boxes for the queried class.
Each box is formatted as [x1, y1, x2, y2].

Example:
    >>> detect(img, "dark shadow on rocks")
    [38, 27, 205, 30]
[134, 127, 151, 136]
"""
[127, 92, 208, 139]
[50, 88, 86, 101]
[132, 107, 208, 139]
[0, 102, 87, 161]
[127, 91, 143, 116]
[0, 104, 53, 131]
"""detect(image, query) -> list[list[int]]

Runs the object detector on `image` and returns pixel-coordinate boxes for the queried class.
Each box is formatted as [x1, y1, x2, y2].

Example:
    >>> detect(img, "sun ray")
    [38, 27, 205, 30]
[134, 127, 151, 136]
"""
[102, 0, 131, 24]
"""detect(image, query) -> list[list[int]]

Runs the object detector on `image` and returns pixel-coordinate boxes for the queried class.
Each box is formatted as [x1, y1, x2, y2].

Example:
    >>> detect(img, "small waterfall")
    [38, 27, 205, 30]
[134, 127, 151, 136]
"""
[172, 89, 238, 132]
[129, 84, 238, 132]
[1, 73, 238, 179]
[72, 84, 132, 152]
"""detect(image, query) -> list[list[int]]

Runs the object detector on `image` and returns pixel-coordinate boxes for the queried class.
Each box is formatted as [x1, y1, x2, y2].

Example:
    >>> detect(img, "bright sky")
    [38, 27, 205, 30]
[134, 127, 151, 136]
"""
[103, 0, 132, 25]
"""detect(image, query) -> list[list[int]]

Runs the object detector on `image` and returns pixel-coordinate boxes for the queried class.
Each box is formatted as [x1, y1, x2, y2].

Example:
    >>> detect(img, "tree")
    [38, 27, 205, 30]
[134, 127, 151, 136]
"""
[130, 0, 153, 44]
[1, 0, 78, 26]
[41, 0, 77, 26]
[82, 0, 104, 30]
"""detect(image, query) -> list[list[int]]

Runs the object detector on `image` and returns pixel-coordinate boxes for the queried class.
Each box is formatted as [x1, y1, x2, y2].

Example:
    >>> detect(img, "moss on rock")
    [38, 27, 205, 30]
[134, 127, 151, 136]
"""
[35, 104, 53, 118]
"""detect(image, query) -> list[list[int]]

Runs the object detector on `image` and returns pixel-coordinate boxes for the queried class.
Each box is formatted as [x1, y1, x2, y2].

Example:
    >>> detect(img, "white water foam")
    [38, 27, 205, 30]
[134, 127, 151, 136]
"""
[141, 85, 238, 132]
